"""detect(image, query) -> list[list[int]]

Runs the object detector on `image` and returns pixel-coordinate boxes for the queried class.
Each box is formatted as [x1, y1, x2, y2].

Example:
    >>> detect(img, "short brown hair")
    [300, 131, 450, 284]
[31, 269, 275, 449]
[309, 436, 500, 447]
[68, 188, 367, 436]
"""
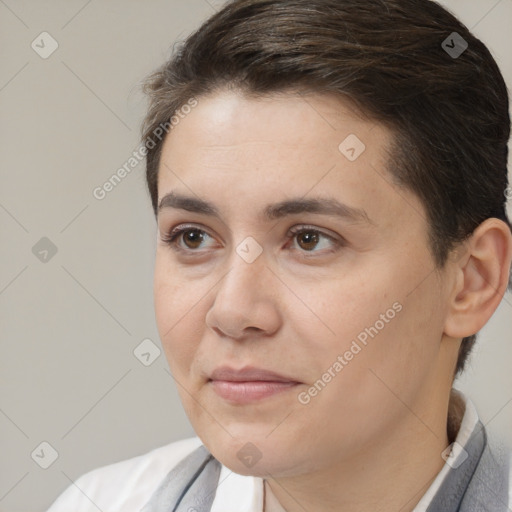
[141, 0, 511, 375]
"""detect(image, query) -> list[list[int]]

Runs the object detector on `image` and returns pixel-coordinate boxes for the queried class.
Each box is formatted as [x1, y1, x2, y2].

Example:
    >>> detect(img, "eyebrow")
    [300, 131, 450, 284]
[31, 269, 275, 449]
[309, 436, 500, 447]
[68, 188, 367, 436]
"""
[158, 192, 373, 224]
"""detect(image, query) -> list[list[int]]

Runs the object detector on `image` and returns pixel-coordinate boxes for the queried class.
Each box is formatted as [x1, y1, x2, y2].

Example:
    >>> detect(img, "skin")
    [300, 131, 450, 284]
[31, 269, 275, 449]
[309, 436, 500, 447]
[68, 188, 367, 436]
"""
[153, 89, 512, 512]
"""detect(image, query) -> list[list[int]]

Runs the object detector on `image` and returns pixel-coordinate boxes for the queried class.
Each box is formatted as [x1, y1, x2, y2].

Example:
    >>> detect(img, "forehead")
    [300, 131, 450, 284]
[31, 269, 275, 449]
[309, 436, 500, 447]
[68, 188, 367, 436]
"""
[157, 89, 424, 234]
[161, 89, 389, 158]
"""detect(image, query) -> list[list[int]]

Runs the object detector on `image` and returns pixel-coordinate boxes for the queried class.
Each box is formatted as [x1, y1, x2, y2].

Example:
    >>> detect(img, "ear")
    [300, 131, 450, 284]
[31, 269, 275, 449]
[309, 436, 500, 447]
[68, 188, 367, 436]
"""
[444, 218, 512, 339]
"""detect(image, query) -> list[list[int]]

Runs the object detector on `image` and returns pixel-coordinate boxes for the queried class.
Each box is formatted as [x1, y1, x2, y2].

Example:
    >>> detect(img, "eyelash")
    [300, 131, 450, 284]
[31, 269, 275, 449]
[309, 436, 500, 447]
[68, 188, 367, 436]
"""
[160, 224, 343, 256]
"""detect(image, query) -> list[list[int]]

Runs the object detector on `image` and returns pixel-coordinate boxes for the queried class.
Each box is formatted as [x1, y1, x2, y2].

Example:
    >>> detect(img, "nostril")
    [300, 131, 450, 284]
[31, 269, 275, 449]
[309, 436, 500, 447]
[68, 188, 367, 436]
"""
[246, 326, 263, 333]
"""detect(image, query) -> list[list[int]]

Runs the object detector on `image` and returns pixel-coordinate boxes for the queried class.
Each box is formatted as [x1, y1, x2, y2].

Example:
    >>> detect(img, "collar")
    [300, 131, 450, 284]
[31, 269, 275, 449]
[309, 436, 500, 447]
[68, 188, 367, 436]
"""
[413, 388, 479, 511]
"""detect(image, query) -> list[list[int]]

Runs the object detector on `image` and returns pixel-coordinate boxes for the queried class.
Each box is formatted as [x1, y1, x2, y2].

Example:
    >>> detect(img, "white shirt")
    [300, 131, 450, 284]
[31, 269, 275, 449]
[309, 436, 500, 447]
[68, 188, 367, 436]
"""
[47, 392, 512, 512]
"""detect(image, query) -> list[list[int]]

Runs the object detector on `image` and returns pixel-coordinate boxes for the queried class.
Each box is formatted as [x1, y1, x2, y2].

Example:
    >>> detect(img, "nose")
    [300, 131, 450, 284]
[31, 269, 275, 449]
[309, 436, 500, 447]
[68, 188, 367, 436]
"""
[205, 253, 281, 340]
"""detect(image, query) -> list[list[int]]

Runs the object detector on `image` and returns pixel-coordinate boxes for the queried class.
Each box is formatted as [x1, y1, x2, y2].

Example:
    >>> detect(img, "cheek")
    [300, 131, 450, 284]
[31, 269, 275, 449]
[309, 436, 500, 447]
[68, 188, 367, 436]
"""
[153, 264, 177, 337]
[293, 276, 394, 355]
[297, 262, 442, 393]
[153, 254, 202, 329]
[289, 298, 438, 454]
[153, 259, 205, 375]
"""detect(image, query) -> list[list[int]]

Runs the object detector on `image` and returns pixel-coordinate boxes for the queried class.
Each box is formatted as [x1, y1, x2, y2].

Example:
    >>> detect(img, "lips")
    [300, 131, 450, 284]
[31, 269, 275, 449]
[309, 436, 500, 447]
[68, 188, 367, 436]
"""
[210, 366, 298, 382]
[208, 366, 301, 403]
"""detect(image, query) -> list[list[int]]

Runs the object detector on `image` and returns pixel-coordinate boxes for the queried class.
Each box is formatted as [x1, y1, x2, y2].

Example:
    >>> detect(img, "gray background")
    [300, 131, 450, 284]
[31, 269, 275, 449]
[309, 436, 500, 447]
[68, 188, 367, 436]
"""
[0, 1, 511, 511]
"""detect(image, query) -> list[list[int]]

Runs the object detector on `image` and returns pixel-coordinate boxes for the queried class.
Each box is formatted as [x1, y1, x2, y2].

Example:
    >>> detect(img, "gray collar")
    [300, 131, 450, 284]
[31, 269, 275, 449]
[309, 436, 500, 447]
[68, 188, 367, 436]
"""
[141, 444, 221, 512]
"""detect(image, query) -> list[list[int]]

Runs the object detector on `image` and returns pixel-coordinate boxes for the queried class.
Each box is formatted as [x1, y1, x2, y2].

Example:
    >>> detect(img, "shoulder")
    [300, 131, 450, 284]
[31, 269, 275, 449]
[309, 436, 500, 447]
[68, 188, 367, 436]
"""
[46, 437, 203, 512]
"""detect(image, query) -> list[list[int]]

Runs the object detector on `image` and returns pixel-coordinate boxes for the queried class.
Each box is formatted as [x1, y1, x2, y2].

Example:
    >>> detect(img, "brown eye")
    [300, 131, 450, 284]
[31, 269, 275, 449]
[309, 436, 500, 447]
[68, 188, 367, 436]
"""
[181, 229, 206, 249]
[288, 226, 341, 255]
[296, 231, 320, 251]
[161, 226, 214, 252]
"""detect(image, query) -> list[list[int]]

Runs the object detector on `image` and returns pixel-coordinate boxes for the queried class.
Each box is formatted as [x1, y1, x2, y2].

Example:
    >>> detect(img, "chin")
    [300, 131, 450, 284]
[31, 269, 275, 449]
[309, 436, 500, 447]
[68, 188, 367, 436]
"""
[198, 429, 304, 478]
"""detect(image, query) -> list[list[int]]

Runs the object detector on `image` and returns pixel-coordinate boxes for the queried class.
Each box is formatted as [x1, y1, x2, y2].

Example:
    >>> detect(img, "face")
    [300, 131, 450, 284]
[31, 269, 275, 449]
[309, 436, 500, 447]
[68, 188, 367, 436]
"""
[154, 90, 455, 478]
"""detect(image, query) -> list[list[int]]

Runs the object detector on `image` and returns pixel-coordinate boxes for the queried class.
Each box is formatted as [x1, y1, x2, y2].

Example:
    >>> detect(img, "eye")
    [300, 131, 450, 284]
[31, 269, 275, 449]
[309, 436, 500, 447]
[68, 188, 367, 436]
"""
[160, 224, 343, 256]
[161, 225, 217, 252]
[287, 226, 341, 253]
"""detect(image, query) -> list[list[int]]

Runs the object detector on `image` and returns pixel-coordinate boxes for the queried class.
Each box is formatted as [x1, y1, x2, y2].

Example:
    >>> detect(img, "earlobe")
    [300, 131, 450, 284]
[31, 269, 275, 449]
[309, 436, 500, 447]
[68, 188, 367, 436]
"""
[444, 219, 512, 339]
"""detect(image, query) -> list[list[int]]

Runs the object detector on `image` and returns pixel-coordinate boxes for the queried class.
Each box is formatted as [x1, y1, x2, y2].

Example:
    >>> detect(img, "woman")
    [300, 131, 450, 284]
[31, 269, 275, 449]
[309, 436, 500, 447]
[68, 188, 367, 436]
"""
[48, 0, 512, 510]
